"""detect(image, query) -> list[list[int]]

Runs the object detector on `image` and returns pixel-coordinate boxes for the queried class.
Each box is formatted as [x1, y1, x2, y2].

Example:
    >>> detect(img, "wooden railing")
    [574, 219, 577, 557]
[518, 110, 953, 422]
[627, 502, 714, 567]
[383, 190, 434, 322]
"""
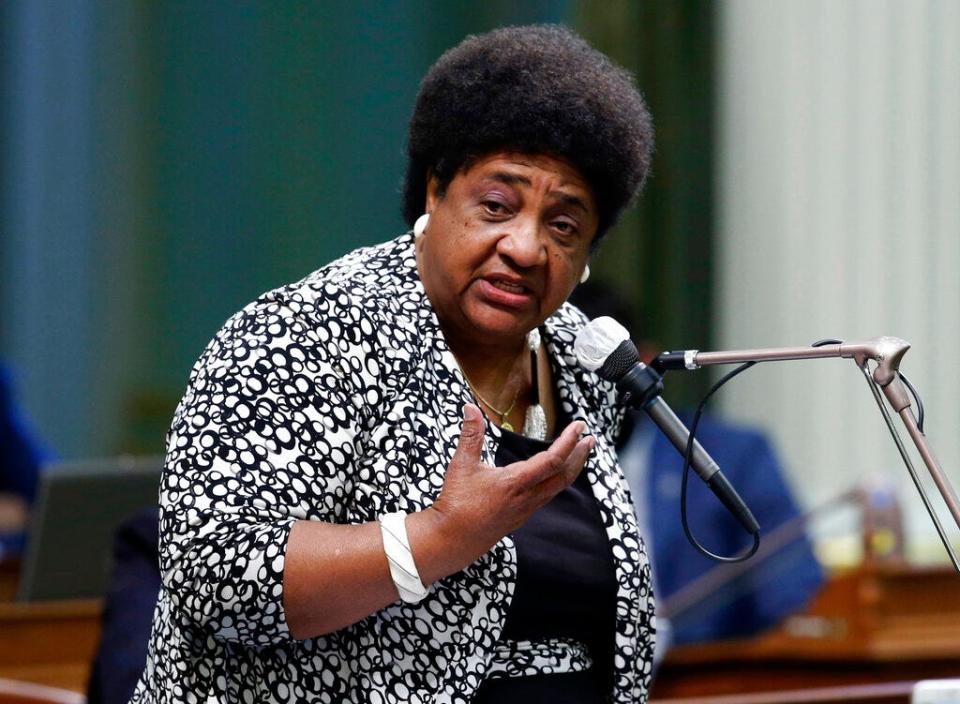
[652, 680, 914, 704]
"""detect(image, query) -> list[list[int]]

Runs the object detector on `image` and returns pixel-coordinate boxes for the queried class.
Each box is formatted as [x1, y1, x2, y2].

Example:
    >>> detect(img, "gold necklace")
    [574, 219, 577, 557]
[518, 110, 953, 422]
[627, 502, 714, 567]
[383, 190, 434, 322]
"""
[461, 371, 522, 431]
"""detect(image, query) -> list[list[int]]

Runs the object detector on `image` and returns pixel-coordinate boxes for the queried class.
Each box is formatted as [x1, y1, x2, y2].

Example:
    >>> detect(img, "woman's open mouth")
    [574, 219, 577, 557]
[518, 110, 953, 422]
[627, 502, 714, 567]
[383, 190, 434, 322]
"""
[490, 279, 527, 294]
[478, 277, 534, 308]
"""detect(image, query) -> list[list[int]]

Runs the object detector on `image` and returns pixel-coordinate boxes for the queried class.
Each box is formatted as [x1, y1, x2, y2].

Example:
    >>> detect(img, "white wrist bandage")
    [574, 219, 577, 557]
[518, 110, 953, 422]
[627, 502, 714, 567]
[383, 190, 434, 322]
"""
[378, 511, 429, 603]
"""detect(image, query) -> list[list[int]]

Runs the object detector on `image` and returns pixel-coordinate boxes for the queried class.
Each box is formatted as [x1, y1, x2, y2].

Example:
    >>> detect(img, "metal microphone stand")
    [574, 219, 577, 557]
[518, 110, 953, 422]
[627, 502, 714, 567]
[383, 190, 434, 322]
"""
[654, 336, 960, 574]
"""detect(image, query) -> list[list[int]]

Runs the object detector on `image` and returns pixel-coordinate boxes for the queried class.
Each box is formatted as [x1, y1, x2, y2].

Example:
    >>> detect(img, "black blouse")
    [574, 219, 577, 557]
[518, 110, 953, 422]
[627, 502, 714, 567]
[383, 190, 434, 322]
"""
[472, 424, 618, 703]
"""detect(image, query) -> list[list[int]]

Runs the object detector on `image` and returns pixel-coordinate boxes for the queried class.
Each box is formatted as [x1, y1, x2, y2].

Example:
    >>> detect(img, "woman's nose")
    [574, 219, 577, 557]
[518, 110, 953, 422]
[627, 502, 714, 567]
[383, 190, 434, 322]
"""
[498, 218, 546, 268]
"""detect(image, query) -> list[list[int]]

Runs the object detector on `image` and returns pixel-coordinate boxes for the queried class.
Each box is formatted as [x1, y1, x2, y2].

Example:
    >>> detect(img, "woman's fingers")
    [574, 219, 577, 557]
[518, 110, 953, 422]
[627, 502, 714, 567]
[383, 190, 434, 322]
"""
[534, 435, 595, 497]
[564, 434, 595, 481]
[508, 420, 591, 488]
[431, 416, 598, 562]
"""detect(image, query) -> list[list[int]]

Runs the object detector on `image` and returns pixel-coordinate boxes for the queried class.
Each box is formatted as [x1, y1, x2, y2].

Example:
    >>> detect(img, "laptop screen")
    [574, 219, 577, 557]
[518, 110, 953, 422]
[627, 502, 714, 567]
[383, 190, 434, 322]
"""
[17, 456, 162, 602]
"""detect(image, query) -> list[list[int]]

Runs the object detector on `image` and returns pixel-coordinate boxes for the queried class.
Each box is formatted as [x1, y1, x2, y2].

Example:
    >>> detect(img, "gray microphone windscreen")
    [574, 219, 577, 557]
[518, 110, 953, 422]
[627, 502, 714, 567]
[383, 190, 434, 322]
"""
[574, 316, 630, 371]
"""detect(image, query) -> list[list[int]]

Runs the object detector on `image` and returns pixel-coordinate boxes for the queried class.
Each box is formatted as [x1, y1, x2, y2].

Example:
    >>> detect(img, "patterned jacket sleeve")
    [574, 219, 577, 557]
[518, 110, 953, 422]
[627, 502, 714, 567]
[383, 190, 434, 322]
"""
[158, 284, 382, 647]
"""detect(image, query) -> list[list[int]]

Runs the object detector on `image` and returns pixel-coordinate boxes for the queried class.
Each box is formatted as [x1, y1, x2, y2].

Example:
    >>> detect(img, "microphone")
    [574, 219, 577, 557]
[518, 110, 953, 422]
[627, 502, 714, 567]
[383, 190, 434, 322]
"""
[575, 316, 759, 536]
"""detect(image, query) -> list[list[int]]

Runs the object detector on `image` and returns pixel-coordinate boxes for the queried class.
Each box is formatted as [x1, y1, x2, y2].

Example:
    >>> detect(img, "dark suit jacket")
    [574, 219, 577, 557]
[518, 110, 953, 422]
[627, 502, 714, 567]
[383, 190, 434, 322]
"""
[621, 411, 824, 645]
[86, 508, 161, 704]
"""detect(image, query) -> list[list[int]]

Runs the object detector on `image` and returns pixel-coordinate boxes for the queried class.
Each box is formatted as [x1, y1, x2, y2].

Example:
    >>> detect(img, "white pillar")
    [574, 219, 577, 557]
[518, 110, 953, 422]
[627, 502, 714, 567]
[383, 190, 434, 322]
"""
[718, 0, 960, 557]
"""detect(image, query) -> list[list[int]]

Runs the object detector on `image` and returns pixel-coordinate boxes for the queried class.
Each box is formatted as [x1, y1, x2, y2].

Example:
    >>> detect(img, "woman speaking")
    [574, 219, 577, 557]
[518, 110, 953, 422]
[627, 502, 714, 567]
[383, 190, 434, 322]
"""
[133, 24, 655, 704]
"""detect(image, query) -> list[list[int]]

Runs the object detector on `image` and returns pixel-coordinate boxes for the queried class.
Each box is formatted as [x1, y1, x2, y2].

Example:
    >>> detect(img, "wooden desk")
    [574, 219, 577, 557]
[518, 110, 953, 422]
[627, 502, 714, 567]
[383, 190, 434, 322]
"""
[651, 563, 960, 698]
[0, 601, 101, 694]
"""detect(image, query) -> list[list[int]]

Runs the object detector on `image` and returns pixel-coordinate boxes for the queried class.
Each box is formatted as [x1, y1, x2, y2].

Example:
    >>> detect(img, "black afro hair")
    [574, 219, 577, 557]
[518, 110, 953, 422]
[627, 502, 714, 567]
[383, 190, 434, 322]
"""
[403, 24, 654, 241]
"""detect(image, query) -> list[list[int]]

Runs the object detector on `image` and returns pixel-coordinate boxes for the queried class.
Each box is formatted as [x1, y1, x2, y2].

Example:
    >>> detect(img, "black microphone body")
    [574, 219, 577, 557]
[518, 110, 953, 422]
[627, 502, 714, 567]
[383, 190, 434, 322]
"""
[645, 398, 759, 535]
[593, 336, 760, 536]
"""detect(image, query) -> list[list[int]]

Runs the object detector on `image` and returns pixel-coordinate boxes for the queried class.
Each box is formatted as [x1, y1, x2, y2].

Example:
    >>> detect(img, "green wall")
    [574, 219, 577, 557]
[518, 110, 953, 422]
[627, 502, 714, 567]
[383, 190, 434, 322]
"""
[132, 2, 574, 451]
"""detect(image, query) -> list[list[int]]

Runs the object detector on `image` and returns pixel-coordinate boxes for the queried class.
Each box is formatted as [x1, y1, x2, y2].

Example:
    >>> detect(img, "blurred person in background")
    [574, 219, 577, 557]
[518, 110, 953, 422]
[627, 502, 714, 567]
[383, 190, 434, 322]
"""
[132, 25, 658, 703]
[570, 281, 824, 656]
[0, 363, 51, 553]
[87, 507, 161, 704]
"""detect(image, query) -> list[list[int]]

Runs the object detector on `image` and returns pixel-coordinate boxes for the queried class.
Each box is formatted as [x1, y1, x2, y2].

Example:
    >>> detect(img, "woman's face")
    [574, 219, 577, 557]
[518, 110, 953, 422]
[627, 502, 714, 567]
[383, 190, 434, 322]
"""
[417, 152, 598, 352]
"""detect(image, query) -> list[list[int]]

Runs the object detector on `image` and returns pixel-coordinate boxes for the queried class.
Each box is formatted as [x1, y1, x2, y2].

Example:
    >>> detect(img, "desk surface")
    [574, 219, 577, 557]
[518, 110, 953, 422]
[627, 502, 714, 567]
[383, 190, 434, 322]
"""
[0, 600, 102, 693]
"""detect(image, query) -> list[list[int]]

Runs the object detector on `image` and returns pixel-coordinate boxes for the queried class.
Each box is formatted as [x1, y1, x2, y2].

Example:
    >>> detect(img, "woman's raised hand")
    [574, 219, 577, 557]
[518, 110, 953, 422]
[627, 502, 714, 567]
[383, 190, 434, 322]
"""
[284, 403, 594, 638]
[428, 403, 595, 569]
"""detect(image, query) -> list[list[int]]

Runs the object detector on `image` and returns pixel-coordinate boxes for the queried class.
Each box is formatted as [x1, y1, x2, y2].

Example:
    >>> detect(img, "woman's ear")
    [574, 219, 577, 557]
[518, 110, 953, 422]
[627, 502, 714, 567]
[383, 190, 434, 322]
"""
[425, 172, 440, 214]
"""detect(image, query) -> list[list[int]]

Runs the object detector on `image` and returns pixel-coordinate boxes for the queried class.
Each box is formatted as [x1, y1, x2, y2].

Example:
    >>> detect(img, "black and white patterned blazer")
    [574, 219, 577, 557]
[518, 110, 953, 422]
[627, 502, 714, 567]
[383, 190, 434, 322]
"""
[131, 233, 655, 704]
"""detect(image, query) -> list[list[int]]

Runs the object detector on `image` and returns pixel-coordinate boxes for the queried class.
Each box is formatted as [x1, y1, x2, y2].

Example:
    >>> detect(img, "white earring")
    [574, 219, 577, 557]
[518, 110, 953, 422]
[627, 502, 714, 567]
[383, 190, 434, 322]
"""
[414, 213, 430, 238]
[580, 264, 591, 283]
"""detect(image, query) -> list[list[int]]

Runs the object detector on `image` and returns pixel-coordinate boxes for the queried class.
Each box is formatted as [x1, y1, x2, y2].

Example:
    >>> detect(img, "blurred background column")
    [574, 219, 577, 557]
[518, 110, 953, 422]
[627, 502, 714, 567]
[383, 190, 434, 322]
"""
[1, 0, 107, 459]
[716, 0, 960, 556]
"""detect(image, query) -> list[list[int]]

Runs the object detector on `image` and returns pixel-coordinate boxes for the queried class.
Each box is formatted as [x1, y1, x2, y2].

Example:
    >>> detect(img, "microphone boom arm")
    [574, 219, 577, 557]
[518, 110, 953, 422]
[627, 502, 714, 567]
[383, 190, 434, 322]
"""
[655, 336, 960, 573]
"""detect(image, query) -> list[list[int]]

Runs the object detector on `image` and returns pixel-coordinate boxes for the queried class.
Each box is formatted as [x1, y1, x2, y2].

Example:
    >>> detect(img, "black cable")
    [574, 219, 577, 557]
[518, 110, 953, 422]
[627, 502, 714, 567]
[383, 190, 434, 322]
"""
[680, 361, 761, 563]
[898, 371, 925, 433]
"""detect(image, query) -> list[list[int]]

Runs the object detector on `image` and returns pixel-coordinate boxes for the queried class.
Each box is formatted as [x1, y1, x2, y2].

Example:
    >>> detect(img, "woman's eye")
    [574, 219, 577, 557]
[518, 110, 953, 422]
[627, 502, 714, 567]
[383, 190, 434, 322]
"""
[482, 200, 510, 216]
[552, 219, 579, 236]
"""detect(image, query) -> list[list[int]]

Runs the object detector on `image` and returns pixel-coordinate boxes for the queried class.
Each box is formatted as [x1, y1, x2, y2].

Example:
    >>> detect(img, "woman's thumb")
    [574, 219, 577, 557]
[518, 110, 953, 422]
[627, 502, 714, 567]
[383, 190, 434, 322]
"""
[453, 403, 485, 462]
